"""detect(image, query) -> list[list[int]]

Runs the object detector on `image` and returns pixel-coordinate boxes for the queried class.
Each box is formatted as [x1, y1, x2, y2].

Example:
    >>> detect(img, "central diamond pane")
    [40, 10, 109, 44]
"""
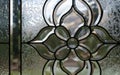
[67, 38, 78, 49]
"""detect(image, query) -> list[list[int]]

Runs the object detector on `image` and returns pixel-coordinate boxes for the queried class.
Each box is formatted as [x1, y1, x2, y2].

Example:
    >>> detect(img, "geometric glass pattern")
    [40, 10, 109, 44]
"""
[22, 0, 120, 75]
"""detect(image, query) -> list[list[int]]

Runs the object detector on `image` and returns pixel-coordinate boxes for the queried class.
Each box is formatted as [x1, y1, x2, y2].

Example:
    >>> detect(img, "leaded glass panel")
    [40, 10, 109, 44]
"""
[21, 0, 120, 75]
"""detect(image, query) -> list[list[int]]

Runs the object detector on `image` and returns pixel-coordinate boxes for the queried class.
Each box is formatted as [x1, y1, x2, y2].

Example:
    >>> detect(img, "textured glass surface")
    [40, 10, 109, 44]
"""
[22, 0, 120, 75]
[0, 0, 9, 42]
[22, 0, 46, 42]
[0, 44, 9, 75]
[99, 0, 120, 41]
[22, 44, 46, 75]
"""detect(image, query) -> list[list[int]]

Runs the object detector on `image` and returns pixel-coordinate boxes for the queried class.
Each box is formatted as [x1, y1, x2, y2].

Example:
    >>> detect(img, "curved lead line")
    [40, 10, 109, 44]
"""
[94, 0, 103, 25]
[83, 0, 96, 26]
[43, 0, 61, 26]
[43, 60, 55, 75]
[53, 0, 73, 26]
[59, 60, 71, 75]
[73, 6, 87, 26]
[86, 61, 92, 75]
[96, 61, 102, 75]
[43, 0, 50, 26]
[90, 61, 102, 75]
[74, 0, 93, 26]
[42, 60, 49, 75]
[59, 7, 73, 25]
[91, 44, 117, 61]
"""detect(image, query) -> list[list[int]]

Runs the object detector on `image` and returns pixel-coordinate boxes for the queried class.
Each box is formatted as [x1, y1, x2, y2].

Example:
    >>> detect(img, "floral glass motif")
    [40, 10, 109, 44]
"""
[25, 0, 119, 75]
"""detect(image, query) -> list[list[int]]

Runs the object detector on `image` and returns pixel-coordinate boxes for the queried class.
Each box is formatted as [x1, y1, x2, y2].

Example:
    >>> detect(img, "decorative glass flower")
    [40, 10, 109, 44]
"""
[27, 0, 118, 75]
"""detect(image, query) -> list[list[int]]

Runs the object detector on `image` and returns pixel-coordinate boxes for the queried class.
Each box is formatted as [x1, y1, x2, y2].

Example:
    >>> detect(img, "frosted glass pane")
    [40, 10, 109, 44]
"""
[22, 0, 46, 42]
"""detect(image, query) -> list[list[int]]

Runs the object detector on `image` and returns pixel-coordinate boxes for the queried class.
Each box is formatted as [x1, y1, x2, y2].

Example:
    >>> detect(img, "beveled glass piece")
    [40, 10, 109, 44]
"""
[75, 46, 91, 60]
[75, 26, 90, 40]
[55, 26, 70, 41]
[80, 34, 102, 53]
[61, 50, 84, 75]
[44, 34, 66, 52]
[61, 9, 85, 37]
[67, 38, 78, 49]
[55, 46, 70, 60]
[31, 44, 55, 60]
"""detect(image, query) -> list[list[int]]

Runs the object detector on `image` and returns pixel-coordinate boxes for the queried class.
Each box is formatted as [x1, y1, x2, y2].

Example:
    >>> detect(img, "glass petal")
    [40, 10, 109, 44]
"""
[61, 9, 85, 37]
[31, 44, 55, 60]
[44, 34, 66, 52]
[43, 0, 61, 26]
[54, 0, 72, 26]
[75, 26, 90, 40]
[80, 34, 102, 53]
[91, 44, 116, 61]
[30, 26, 54, 43]
[92, 26, 116, 43]
[77, 61, 91, 75]
[75, 46, 91, 60]
[55, 46, 70, 60]
[60, 50, 85, 75]
[55, 26, 70, 40]
[43, 61, 54, 75]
